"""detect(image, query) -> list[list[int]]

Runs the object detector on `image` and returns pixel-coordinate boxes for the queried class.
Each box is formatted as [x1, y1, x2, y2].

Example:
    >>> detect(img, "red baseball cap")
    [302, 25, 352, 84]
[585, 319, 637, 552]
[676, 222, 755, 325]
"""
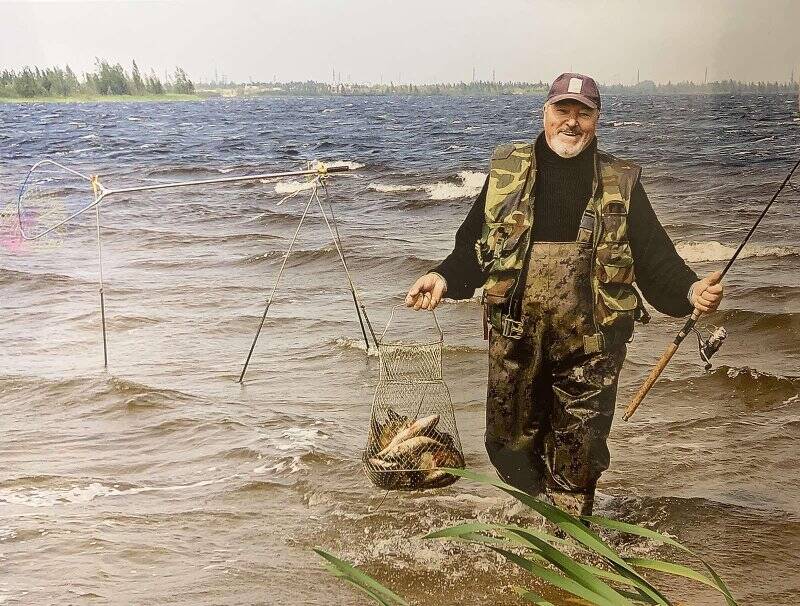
[546, 72, 601, 110]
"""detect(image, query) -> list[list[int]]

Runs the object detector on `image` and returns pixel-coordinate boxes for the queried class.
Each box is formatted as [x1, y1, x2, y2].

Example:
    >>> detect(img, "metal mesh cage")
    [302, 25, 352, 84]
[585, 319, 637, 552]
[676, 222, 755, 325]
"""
[363, 307, 464, 490]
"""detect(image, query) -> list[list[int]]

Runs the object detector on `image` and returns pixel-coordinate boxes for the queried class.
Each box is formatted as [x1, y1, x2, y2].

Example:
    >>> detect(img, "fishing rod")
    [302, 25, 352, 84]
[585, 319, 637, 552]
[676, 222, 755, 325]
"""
[623, 154, 800, 421]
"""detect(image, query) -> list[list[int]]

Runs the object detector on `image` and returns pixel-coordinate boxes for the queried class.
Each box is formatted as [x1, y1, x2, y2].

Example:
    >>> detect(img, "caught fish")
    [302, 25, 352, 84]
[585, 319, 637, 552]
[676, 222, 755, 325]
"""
[382, 435, 443, 463]
[368, 457, 400, 470]
[417, 451, 436, 471]
[376, 414, 440, 458]
[365, 406, 464, 490]
[374, 416, 410, 451]
[432, 444, 465, 469]
[422, 468, 451, 485]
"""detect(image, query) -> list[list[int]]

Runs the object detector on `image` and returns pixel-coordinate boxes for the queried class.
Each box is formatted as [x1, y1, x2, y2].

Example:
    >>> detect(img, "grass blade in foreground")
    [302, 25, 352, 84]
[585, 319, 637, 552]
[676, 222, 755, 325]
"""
[583, 516, 738, 606]
[440, 468, 671, 605]
[516, 587, 559, 605]
[492, 547, 624, 606]
[313, 548, 409, 606]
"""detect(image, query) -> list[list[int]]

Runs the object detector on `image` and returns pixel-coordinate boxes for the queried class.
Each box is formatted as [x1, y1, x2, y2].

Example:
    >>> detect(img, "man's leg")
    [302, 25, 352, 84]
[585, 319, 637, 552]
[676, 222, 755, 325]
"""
[544, 344, 627, 516]
[485, 321, 550, 496]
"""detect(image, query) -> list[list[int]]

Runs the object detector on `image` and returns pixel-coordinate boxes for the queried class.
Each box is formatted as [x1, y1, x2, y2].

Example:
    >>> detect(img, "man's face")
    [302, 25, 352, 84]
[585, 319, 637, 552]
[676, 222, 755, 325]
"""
[543, 100, 599, 158]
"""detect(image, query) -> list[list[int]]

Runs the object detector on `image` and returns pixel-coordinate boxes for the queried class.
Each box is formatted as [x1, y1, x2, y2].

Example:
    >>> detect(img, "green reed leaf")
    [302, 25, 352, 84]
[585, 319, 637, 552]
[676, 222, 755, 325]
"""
[514, 586, 559, 605]
[492, 546, 626, 606]
[314, 548, 409, 606]
[441, 468, 671, 605]
[584, 517, 738, 606]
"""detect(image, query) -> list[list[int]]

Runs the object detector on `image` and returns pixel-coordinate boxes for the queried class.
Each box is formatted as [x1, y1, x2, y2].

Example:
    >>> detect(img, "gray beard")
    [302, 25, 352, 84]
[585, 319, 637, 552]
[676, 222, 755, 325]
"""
[549, 136, 591, 158]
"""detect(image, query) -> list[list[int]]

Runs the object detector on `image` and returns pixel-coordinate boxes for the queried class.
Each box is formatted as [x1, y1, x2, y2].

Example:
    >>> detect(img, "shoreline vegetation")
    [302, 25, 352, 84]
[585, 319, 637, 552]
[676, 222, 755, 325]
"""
[2, 59, 798, 103]
[1, 59, 196, 103]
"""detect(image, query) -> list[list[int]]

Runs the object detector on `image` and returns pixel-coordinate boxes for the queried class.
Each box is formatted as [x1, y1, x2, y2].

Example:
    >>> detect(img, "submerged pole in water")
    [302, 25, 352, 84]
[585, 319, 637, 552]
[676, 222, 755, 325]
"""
[623, 154, 800, 421]
[238, 184, 319, 383]
[318, 181, 378, 351]
[91, 176, 109, 368]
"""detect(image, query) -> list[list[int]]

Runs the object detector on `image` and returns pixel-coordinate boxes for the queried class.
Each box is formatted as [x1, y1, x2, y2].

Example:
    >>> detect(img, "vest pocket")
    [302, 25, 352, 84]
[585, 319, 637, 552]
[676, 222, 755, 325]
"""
[479, 219, 530, 270]
[595, 241, 635, 284]
[597, 283, 639, 312]
[596, 283, 638, 339]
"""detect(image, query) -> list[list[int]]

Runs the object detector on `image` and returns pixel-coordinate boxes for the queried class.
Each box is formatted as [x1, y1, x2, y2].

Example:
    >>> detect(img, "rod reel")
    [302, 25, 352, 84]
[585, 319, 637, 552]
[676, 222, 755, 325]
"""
[693, 325, 728, 370]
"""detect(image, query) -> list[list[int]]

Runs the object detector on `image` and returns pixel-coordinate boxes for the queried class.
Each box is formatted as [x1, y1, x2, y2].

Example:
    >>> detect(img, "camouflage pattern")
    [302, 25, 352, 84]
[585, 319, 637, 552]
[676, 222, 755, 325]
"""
[485, 242, 628, 506]
[477, 141, 642, 337]
[592, 155, 640, 329]
[475, 143, 536, 307]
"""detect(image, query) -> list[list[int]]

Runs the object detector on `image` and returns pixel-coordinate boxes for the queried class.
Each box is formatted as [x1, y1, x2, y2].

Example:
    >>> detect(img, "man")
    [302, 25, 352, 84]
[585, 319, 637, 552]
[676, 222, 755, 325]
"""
[405, 73, 723, 516]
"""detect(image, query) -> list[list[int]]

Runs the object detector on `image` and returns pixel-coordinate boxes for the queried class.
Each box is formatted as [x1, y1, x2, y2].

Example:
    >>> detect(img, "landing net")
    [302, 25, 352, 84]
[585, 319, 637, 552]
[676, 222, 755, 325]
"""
[363, 307, 464, 491]
[14, 158, 368, 376]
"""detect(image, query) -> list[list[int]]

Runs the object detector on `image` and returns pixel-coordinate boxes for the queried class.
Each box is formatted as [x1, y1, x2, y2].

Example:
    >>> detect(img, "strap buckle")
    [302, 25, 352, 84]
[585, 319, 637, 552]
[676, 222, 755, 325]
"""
[583, 333, 606, 354]
[501, 316, 524, 339]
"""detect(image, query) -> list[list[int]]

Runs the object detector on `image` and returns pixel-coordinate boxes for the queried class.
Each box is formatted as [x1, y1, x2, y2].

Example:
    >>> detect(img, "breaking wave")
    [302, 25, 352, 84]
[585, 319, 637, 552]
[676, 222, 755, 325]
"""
[658, 365, 800, 401]
[273, 180, 317, 195]
[368, 170, 486, 200]
[325, 160, 365, 170]
[0, 477, 229, 508]
[676, 240, 798, 263]
[715, 308, 800, 333]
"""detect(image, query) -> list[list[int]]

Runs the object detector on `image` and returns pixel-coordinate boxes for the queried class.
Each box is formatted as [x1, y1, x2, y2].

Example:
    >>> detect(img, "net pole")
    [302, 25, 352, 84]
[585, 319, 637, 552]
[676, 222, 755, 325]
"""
[92, 177, 109, 368]
[312, 186, 372, 352]
[19, 165, 354, 241]
[321, 181, 378, 347]
[238, 182, 318, 383]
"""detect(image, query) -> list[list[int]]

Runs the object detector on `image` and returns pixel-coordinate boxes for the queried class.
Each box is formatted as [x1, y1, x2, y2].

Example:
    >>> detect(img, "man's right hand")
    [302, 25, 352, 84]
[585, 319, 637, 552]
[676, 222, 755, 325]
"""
[405, 273, 447, 310]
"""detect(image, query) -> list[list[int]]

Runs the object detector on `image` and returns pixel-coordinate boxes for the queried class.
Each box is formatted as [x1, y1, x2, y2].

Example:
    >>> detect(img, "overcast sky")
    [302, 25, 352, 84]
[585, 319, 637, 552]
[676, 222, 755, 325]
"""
[1, 0, 799, 85]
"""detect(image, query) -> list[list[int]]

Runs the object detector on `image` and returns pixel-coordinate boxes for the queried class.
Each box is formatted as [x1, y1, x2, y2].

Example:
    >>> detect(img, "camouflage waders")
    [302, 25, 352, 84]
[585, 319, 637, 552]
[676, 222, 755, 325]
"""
[485, 238, 627, 517]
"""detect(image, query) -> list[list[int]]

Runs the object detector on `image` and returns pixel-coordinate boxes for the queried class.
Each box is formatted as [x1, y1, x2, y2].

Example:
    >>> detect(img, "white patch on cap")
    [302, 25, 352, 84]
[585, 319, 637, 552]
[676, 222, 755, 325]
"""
[567, 77, 583, 93]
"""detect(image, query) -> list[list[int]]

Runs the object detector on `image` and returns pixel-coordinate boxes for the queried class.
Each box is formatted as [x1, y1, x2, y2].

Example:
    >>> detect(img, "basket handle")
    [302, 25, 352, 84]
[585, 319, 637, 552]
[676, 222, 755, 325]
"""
[380, 304, 443, 343]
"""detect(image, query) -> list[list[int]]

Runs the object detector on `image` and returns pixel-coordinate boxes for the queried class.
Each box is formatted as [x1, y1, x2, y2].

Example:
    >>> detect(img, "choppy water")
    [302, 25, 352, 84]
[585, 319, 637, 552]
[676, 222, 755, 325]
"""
[1, 94, 799, 605]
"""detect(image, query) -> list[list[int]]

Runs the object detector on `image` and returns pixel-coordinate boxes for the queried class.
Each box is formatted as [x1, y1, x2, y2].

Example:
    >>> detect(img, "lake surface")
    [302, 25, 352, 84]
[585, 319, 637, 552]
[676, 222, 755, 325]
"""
[1, 93, 799, 604]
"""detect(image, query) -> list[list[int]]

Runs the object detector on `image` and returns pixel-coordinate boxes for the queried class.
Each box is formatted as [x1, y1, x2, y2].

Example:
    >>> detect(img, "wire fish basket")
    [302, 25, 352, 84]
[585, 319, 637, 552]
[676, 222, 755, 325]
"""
[363, 306, 464, 490]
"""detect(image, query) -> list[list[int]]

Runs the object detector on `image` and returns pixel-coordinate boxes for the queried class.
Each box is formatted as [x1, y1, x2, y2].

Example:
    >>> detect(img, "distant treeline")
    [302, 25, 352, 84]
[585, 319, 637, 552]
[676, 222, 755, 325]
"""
[204, 79, 799, 97]
[1, 59, 195, 98]
[602, 79, 799, 95]
[203, 80, 551, 97]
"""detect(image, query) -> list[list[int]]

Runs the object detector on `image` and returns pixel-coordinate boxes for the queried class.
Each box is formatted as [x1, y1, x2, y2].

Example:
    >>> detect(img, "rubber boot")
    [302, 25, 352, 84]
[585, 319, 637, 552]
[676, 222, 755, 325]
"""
[549, 490, 594, 519]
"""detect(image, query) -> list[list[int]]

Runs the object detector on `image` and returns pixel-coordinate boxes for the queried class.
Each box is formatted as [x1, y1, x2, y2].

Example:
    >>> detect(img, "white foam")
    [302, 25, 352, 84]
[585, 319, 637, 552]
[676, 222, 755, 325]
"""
[367, 183, 416, 193]
[254, 455, 306, 475]
[275, 427, 329, 451]
[0, 478, 227, 508]
[612, 121, 643, 127]
[676, 240, 798, 263]
[427, 171, 486, 200]
[367, 170, 486, 201]
[325, 160, 365, 170]
[273, 180, 316, 195]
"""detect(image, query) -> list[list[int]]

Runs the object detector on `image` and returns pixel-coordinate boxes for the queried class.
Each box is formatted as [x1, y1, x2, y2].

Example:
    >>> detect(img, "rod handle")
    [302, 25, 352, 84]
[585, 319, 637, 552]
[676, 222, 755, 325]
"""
[622, 309, 701, 421]
[622, 343, 678, 421]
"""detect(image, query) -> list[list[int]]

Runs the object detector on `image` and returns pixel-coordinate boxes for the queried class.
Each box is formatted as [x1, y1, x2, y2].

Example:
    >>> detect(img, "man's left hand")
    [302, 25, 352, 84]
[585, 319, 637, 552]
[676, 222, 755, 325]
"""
[690, 270, 724, 314]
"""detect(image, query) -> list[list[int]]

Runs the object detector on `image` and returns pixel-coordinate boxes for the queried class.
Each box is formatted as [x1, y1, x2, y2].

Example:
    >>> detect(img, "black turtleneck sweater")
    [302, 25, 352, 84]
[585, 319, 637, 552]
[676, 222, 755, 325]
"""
[432, 135, 698, 317]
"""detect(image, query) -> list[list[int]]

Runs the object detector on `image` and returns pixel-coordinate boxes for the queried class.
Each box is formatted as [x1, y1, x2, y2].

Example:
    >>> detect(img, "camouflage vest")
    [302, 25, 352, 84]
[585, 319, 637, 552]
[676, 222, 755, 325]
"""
[475, 140, 645, 345]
